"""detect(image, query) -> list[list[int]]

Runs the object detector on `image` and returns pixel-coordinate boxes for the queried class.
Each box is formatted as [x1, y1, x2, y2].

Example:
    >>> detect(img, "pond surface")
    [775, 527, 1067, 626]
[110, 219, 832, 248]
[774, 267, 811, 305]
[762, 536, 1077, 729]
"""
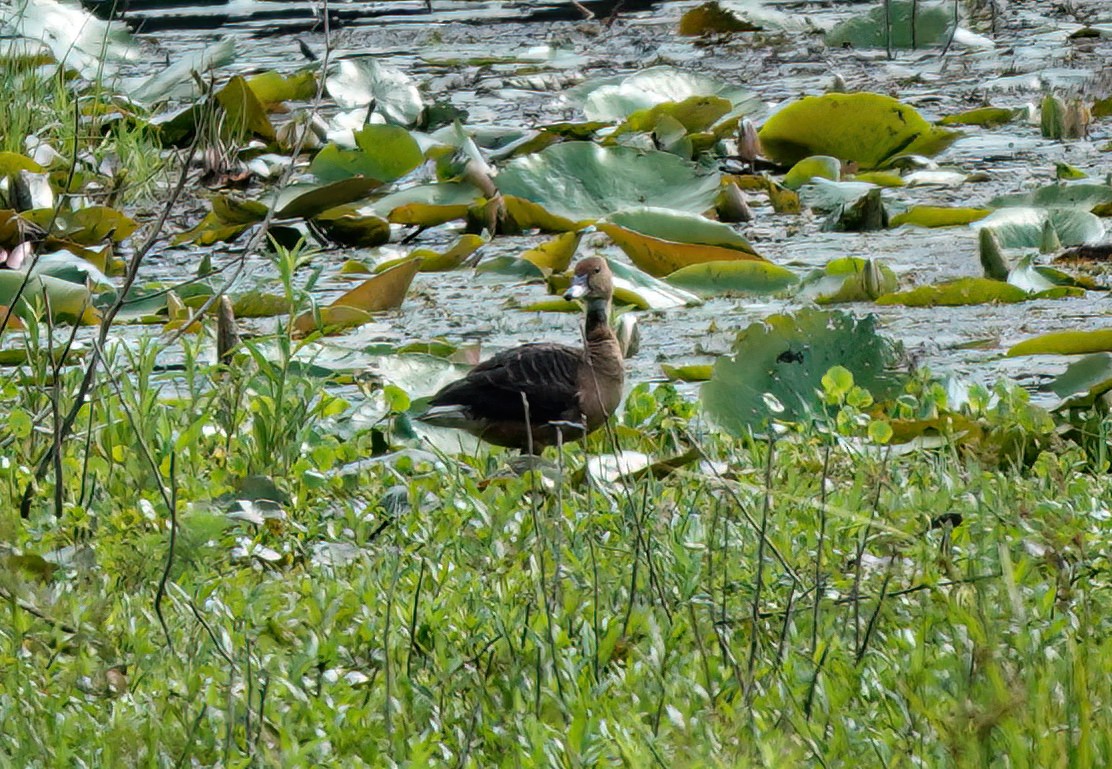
[122, 0, 1112, 409]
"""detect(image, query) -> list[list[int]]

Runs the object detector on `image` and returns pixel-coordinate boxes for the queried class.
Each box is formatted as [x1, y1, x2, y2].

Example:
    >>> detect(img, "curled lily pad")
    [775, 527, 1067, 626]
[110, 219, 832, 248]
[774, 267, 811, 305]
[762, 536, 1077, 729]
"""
[371, 183, 480, 226]
[521, 231, 582, 274]
[666, 260, 799, 296]
[215, 76, 275, 141]
[272, 178, 383, 220]
[325, 56, 424, 126]
[801, 258, 898, 304]
[605, 260, 701, 310]
[597, 207, 762, 277]
[990, 183, 1112, 211]
[758, 93, 959, 168]
[573, 66, 762, 124]
[973, 207, 1104, 248]
[495, 142, 722, 223]
[0, 270, 98, 324]
[1007, 255, 1097, 293]
[783, 155, 841, 190]
[615, 96, 733, 137]
[406, 234, 486, 272]
[293, 258, 421, 336]
[246, 70, 318, 105]
[1046, 353, 1112, 409]
[1006, 330, 1112, 358]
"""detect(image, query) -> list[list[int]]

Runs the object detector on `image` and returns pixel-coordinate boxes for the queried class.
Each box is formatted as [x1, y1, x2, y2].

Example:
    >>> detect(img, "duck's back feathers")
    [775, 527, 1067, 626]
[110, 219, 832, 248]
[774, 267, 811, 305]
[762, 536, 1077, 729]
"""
[424, 343, 582, 429]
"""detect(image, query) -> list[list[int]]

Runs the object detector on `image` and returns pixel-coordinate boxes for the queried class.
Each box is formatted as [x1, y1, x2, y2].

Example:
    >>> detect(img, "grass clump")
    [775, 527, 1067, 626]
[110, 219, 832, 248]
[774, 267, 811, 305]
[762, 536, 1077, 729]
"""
[1, 333, 1110, 766]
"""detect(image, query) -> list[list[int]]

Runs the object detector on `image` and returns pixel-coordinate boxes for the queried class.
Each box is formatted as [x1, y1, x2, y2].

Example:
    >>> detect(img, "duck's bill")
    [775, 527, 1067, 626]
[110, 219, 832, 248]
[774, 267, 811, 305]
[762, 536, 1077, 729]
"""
[564, 275, 589, 300]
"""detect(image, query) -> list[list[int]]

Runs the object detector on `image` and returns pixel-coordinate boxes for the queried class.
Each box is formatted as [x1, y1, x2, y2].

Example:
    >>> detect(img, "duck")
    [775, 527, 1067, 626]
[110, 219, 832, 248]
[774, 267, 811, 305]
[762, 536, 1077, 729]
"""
[417, 256, 625, 452]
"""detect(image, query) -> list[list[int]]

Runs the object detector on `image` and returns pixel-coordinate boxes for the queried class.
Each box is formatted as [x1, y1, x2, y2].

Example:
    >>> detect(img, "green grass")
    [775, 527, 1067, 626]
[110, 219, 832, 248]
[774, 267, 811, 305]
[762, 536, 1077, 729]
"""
[1, 331, 1110, 767]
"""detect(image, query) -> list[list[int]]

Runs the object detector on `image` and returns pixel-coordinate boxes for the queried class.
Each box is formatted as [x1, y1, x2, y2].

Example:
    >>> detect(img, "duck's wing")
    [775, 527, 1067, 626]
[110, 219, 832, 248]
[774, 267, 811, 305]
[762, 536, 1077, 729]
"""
[424, 343, 582, 425]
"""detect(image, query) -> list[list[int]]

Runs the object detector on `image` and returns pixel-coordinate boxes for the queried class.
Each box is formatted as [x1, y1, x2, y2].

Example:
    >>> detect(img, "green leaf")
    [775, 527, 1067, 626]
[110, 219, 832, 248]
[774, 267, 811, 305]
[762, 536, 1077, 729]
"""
[800, 257, 898, 304]
[783, 155, 841, 190]
[597, 206, 762, 277]
[990, 183, 1112, 210]
[246, 70, 318, 104]
[312, 205, 391, 247]
[701, 309, 903, 434]
[272, 178, 383, 220]
[876, 277, 1080, 307]
[974, 207, 1104, 248]
[758, 93, 959, 169]
[0, 270, 98, 324]
[665, 259, 799, 296]
[825, 0, 955, 49]
[938, 107, 1019, 127]
[495, 142, 722, 223]
[370, 182, 480, 226]
[889, 206, 991, 228]
[1046, 353, 1112, 408]
[605, 259, 702, 310]
[215, 75, 275, 141]
[310, 125, 424, 184]
[661, 363, 714, 382]
[573, 66, 762, 124]
[1006, 329, 1112, 357]
[679, 2, 762, 35]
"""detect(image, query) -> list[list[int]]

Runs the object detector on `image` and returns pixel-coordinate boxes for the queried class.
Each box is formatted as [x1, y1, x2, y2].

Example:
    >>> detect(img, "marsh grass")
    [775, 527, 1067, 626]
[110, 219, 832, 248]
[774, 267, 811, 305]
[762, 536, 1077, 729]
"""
[1, 317, 1109, 766]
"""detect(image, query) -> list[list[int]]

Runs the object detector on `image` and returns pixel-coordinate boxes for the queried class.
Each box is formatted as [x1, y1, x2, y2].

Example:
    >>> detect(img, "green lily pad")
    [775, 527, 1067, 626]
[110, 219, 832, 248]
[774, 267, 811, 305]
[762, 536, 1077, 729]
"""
[783, 155, 841, 190]
[246, 70, 318, 104]
[1006, 329, 1112, 358]
[826, 0, 955, 49]
[495, 142, 722, 223]
[0, 270, 98, 324]
[938, 107, 1020, 127]
[990, 183, 1112, 210]
[1046, 353, 1112, 409]
[889, 206, 991, 228]
[661, 363, 714, 382]
[1007, 255, 1097, 293]
[758, 93, 959, 169]
[701, 309, 903, 434]
[875, 277, 1080, 307]
[615, 96, 733, 136]
[606, 259, 701, 310]
[665, 259, 799, 296]
[312, 205, 391, 247]
[272, 178, 383, 220]
[370, 183, 480, 226]
[215, 75, 275, 141]
[310, 125, 424, 184]
[597, 206, 761, 277]
[801, 257, 899, 304]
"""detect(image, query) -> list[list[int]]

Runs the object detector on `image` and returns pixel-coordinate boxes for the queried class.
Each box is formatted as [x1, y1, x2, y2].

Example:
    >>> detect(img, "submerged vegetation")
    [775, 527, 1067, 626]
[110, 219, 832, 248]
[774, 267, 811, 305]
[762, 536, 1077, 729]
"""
[1, 0, 1111, 764]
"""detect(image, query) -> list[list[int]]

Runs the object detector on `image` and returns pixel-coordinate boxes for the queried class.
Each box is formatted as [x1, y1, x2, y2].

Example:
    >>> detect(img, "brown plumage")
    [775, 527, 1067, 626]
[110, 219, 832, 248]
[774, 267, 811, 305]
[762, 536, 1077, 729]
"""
[418, 256, 625, 452]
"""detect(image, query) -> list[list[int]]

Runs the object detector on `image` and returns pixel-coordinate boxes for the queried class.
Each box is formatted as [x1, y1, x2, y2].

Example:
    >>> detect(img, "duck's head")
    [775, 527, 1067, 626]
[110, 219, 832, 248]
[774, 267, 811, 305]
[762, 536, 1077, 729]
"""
[564, 257, 613, 303]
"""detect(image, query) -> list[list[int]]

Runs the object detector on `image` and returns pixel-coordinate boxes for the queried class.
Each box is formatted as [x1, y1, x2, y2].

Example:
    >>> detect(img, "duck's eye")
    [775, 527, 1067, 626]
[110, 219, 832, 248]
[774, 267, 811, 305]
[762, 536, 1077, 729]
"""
[594, 266, 601, 273]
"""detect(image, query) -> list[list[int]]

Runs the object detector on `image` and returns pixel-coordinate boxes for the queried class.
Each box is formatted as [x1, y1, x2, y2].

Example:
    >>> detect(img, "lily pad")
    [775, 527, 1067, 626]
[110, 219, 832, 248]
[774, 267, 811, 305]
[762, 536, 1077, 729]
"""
[371, 183, 480, 226]
[876, 277, 1080, 307]
[666, 260, 799, 296]
[938, 107, 1019, 127]
[293, 258, 421, 336]
[661, 363, 714, 382]
[574, 66, 762, 124]
[701, 309, 903, 434]
[407, 234, 486, 272]
[783, 155, 841, 190]
[801, 257, 898, 304]
[597, 206, 762, 277]
[973, 207, 1105, 248]
[1046, 353, 1112, 409]
[310, 125, 424, 184]
[495, 142, 722, 223]
[272, 178, 383, 220]
[890, 206, 990, 228]
[312, 205, 391, 248]
[1006, 329, 1112, 358]
[989, 183, 1112, 211]
[826, 0, 955, 49]
[325, 56, 424, 126]
[0, 270, 98, 324]
[758, 93, 959, 169]
[605, 260, 702, 310]
[520, 231, 582, 274]
[215, 75, 275, 141]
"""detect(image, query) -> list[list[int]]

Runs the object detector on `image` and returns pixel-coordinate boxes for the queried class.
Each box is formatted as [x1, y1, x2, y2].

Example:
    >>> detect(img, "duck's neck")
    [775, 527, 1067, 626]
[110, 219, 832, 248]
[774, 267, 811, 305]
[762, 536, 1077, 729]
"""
[584, 298, 612, 340]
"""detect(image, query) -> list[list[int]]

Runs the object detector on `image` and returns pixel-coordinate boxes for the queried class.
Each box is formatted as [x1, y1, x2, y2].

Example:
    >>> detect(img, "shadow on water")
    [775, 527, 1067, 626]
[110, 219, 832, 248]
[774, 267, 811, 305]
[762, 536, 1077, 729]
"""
[83, 0, 664, 34]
